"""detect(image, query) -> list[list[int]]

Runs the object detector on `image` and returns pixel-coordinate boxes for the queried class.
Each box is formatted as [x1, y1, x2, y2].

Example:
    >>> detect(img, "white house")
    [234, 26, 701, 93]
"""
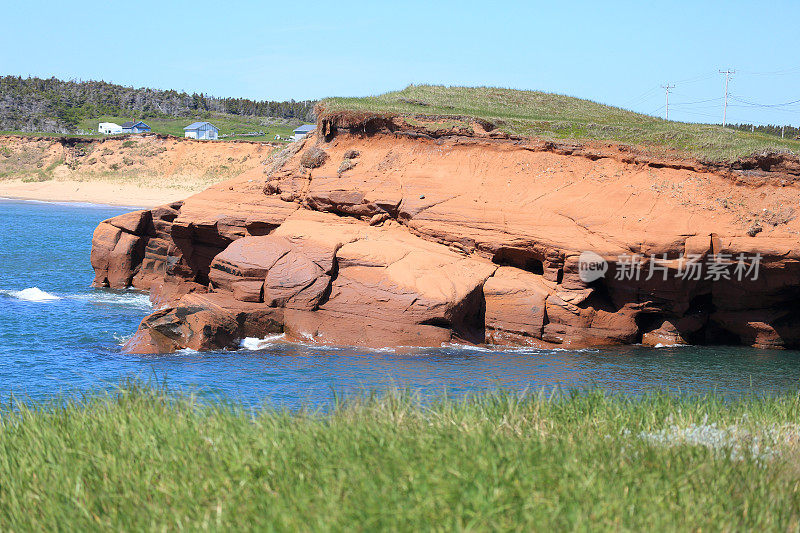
[292, 124, 316, 141]
[121, 121, 151, 134]
[183, 122, 219, 140]
[98, 122, 123, 135]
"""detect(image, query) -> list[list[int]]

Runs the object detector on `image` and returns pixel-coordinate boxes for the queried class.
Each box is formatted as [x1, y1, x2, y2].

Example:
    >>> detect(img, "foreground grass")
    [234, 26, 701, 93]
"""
[322, 85, 800, 162]
[2, 385, 800, 531]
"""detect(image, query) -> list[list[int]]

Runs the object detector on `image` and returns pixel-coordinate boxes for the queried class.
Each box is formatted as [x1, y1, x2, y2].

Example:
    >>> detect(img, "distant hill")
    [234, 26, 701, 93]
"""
[0, 76, 317, 134]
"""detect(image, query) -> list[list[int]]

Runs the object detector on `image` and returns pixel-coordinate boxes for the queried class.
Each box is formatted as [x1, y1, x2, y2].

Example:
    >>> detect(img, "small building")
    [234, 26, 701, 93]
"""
[98, 122, 123, 135]
[121, 121, 151, 134]
[183, 121, 219, 140]
[292, 124, 316, 141]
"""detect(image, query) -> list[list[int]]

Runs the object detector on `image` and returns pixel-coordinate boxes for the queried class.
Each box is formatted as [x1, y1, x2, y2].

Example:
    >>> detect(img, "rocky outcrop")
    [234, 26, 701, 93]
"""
[91, 124, 800, 353]
[124, 293, 284, 353]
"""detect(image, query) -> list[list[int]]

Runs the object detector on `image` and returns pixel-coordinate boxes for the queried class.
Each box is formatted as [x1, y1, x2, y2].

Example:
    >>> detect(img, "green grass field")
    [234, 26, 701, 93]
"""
[76, 113, 298, 142]
[322, 85, 800, 162]
[0, 114, 299, 143]
[2, 383, 800, 530]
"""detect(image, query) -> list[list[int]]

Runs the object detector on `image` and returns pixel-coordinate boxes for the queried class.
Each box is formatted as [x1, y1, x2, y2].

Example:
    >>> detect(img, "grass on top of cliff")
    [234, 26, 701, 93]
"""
[321, 85, 800, 162]
[2, 383, 800, 530]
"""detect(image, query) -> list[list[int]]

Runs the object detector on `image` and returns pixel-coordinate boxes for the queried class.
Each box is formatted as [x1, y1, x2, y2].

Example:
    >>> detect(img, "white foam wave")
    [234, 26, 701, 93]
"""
[441, 343, 600, 356]
[441, 342, 495, 352]
[114, 333, 134, 346]
[240, 334, 287, 351]
[75, 292, 153, 310]
[368, 346, 402, 353]
[652, 342, 690, 349]
[1, 287, 155, 309]
[0, 287, 62, 302]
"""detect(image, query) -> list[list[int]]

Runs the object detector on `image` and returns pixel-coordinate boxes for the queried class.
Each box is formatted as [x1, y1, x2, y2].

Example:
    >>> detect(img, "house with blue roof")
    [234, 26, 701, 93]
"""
[121, 121, 151, 134]
[292, 124, 316, 141]
[184, 121, 219, 140]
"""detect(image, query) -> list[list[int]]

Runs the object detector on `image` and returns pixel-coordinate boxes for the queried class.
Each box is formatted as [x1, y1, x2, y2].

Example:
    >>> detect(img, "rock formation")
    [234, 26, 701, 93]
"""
[91, 115, 800, 353]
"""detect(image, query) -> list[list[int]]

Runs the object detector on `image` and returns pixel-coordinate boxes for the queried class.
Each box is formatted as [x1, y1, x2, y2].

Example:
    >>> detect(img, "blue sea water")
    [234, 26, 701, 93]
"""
[1, 198, 800, 407]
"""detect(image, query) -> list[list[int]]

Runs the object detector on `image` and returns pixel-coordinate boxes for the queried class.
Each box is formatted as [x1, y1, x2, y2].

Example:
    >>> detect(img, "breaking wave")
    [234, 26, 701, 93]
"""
[0, 287, 62, 302]
[73, 291, 153, 310]
[0, 287, 152, 309]
[240, 334, 288, 350]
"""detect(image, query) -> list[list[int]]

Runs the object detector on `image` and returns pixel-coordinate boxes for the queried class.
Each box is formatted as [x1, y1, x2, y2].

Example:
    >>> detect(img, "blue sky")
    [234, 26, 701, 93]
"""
[2, 0, 799, 126]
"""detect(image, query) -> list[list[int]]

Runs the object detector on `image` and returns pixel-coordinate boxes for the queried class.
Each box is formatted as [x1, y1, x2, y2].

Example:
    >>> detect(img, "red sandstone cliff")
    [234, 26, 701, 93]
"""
[90, 116, 800, 353]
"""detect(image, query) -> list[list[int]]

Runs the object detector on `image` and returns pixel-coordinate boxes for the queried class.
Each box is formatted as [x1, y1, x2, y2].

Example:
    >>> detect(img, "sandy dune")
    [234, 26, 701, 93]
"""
[0, 133, 279, 207]
[0, 178, 193, 208]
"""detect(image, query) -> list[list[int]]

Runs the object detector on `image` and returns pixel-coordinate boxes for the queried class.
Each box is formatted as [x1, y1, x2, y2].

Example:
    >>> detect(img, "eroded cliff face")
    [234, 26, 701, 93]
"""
[90, 122, 800, 353]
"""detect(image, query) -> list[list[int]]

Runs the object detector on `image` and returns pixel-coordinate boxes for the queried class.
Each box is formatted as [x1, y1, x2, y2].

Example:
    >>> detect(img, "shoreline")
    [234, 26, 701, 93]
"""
[0, 196, 150, 210]
[0, 179, 194, 209]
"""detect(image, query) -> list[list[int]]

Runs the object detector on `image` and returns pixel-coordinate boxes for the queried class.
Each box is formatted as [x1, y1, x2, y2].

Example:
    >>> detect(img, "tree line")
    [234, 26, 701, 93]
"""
[0, 75, 317, 133]
[729, 122, 800, 140]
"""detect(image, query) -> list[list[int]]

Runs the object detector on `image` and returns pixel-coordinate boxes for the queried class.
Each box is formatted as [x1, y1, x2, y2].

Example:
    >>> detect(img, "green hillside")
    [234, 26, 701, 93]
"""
[77, 113, 297, 142]
[0, 114, 297, 143]
[0, 75, 316, 139]
[322, 85, 800, 162]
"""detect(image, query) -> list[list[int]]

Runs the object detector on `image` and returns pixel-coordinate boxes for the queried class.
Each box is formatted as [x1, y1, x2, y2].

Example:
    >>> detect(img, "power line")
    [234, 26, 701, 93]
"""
[740, 66, 800, 77]
[676, 108, 723, 118]
[669, 96, 725, 106]
[661, 84, 675, 120]
[729, 95, 800, 108]
[620, 68, 800, 126]
[672, 72, 718, 85]
[719, 69, 735, 127]
[619, 85, 661, 107]
[729, 104, 800, 116]
[672, 105, 729, 111]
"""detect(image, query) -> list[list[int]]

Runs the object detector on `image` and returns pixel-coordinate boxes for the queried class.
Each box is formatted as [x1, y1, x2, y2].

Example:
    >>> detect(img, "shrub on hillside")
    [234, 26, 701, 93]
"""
[338, 158, 357, 174]
[338, 149, 360, 174]
[300, 146, 328, 169]
[763, 207, 796, 227]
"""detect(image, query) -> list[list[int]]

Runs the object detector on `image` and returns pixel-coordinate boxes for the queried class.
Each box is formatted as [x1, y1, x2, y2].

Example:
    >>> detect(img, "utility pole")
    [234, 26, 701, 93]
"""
[661, 84, 675, 120]
[782, 125, 785, 139]
[719, 69, 735, 127]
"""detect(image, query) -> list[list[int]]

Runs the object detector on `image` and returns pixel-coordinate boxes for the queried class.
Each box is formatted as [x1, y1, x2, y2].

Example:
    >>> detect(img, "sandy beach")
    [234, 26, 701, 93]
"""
[0, 134, 273, 209]
[0, 179, 196, 208]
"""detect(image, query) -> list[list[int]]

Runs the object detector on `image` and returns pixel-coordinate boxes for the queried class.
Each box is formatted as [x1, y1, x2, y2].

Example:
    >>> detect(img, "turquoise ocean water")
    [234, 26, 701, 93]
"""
[1, 198, 799, 407]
